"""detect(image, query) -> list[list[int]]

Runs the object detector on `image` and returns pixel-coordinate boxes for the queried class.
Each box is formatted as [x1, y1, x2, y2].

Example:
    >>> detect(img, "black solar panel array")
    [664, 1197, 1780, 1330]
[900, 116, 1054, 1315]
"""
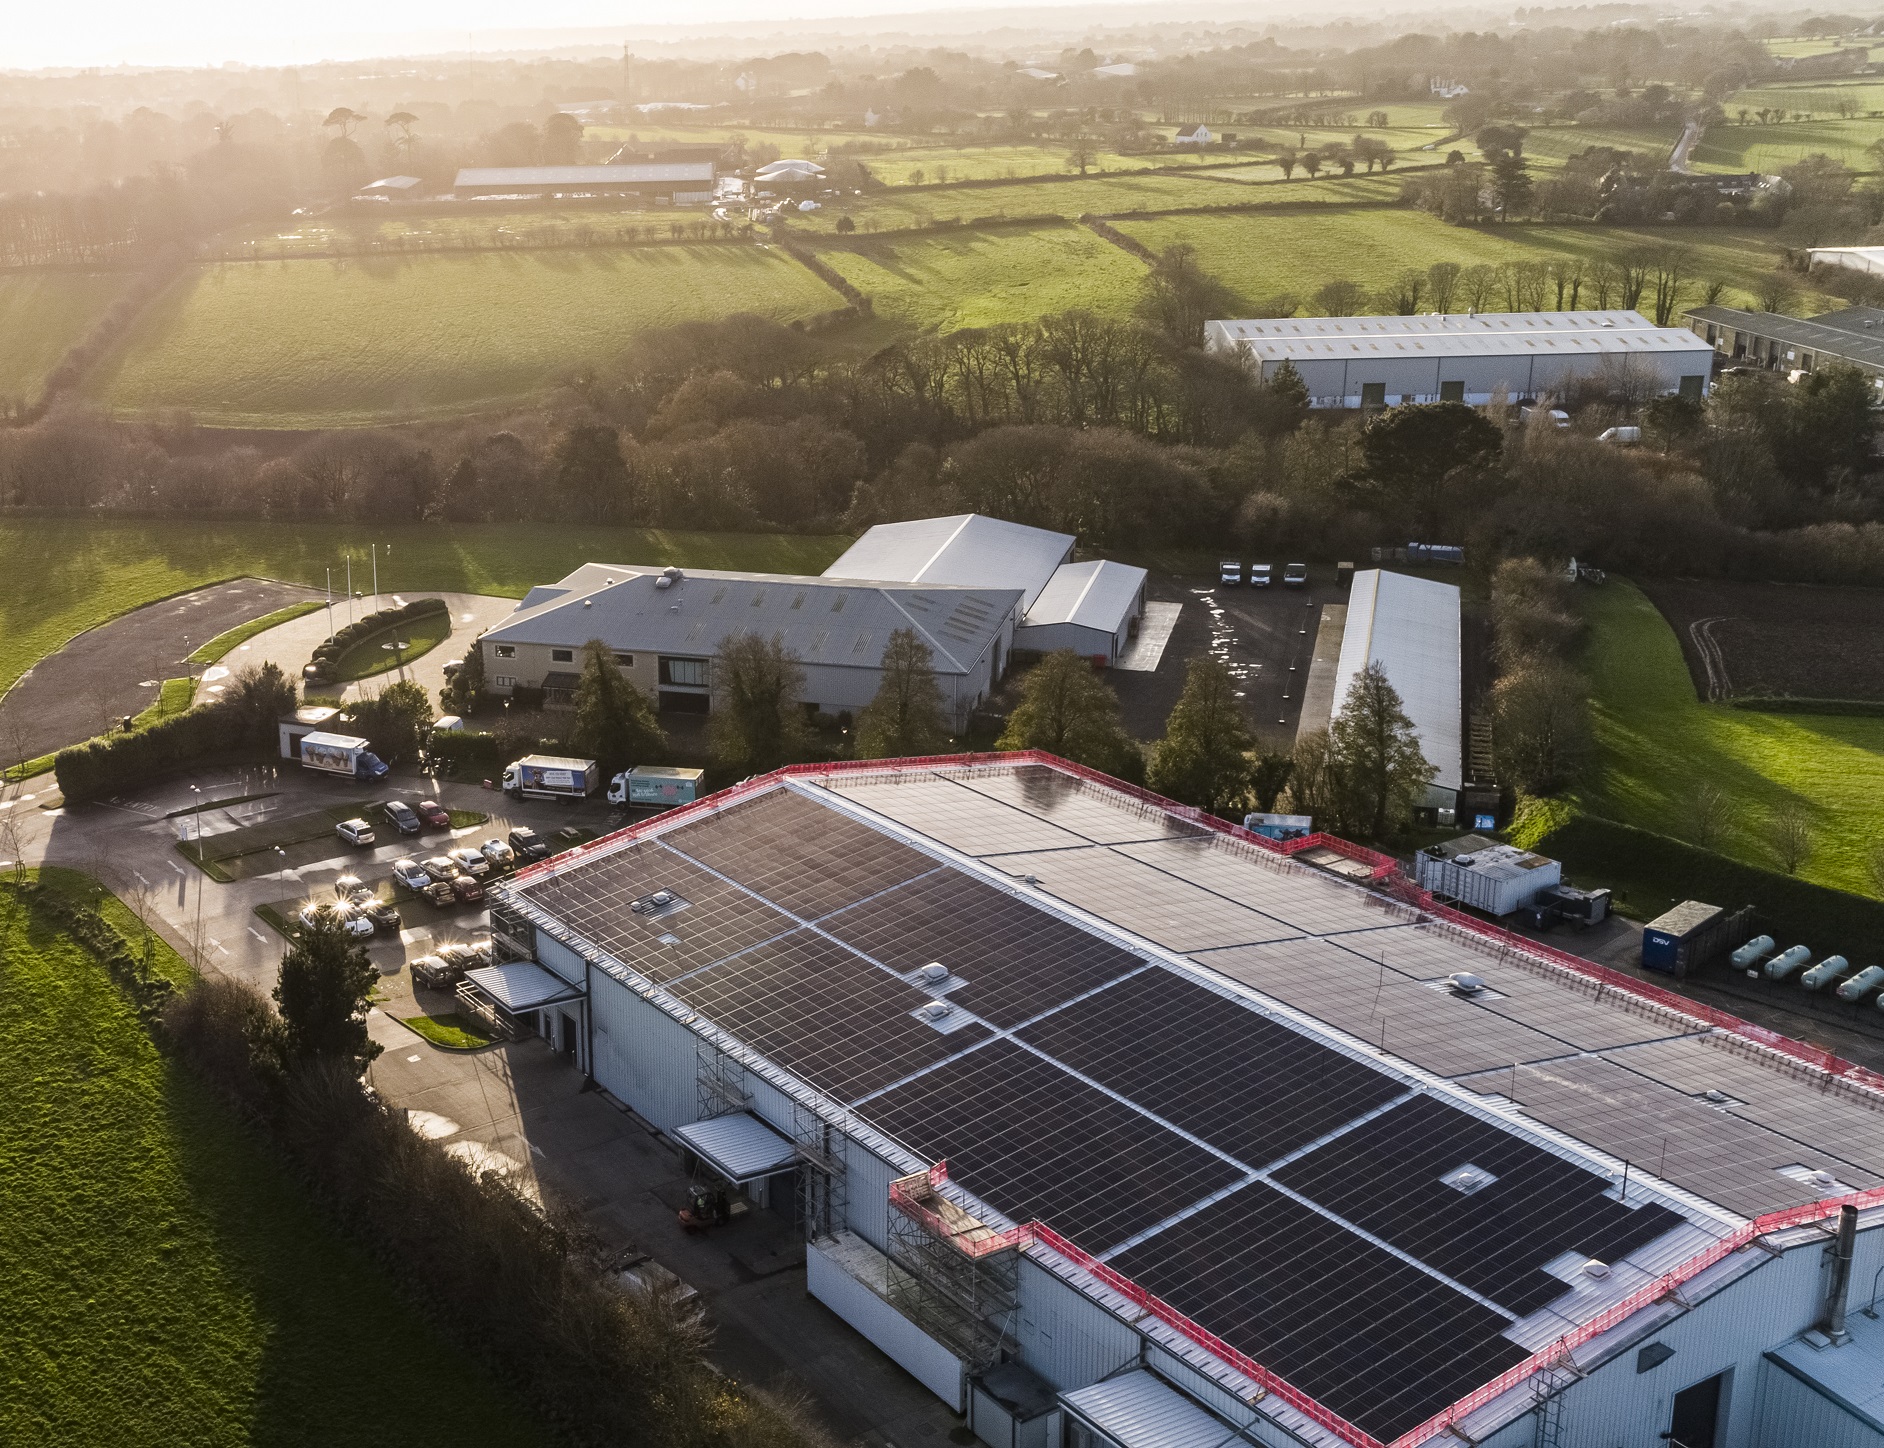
[670, 928, 989, 1103]
[857, 1039, 1245, 1252]
[660, 787, 939, 920]
[1109, 1182, 1531, 1443]
[1272, 1094, 1687, 1315]
[821, 870, 1146, 1029]
[1016, 968, 1409, 1168]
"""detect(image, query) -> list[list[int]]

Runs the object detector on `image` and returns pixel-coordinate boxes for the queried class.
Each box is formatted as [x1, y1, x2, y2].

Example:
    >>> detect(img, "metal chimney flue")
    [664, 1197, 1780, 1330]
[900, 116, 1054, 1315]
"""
[1818, 1204, 1859, 1345]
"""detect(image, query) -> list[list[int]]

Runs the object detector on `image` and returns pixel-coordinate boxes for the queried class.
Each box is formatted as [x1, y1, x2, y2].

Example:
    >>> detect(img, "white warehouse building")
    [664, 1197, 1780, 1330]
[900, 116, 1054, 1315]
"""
[1333, 568, 1463, 820]
[1204, 311, 1716, 409]
[486, 753, 1884, 1448]
[479, 516, 1149, 721]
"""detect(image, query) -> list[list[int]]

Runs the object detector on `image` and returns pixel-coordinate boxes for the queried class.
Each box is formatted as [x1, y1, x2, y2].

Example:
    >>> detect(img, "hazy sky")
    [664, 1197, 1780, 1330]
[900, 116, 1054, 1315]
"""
[10, 0, 1102, 71]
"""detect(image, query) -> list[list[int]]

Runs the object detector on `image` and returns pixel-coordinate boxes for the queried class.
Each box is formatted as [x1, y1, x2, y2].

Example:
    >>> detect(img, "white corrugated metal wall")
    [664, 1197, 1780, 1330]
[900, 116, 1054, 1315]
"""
[586, 972, 699, 1132]
[1015, 1259, 1141, 1390]
[1752, 1355, 1884, 1448]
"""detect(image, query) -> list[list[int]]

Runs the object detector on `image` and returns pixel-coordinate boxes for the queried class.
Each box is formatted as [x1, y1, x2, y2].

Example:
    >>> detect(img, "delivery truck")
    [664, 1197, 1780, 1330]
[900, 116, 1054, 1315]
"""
[502, 755, 599, 802]
[299, 732, 390, 781]
[608, 765, 706, 808]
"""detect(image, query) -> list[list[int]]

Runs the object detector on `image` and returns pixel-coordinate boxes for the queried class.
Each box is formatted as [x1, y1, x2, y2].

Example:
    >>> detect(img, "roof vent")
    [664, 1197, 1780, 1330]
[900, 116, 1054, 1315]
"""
[655, 575, 673, 590]
[918, 1000, 953, 1023]
[1811, 1169, 1838, 1188]
[918, 962, 949, 985]
[663, 565, 683, 580]
[1448, 972, 1486, 995]
[1583, 1259, 1611, 1279]
[1704, 1088, 1729, 1103]
[1441, 1162, 1497, 1195]
[583, 598, 593, 607]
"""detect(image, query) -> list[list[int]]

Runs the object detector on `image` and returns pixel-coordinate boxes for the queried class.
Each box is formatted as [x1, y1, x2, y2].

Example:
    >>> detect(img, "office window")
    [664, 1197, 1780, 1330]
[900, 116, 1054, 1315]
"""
[493, 675, 516, 688]
[1439, 379, 1465, 402]
[551, 648, 574, 663]
[615, 653, 635, 667]
[494, 644, 516, 659]
[660, 657, 708, 687]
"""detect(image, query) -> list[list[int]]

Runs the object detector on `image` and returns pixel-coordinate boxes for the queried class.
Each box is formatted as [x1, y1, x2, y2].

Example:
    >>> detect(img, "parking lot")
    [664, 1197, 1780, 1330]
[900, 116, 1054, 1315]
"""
[1113, 563, 1349, 750]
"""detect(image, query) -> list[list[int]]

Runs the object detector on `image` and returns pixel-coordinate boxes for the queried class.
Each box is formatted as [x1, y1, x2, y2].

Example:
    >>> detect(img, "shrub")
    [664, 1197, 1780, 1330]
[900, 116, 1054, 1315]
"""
[310, 597, 449, 665]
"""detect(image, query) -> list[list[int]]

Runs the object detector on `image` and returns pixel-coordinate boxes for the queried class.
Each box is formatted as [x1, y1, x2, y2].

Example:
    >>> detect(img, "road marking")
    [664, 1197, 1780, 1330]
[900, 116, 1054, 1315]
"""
[168, 861, 185, 875]
[249, 928, 266, 942]
[133, 871, 149, 885]
[408, 1054, 422, 1063]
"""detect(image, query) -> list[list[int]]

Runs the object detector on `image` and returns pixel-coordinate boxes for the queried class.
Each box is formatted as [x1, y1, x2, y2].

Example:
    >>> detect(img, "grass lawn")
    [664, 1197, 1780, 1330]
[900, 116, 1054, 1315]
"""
[331, 609, 452, 682]
[1113, 210, 1802, 310]
[1581, 580, 1884, 897]
[399, 1012, 498, 1050]
[188, 601, 325, 664]
[1690, 117, 1884, 173]
[0, 270, 135, 406]
[809, 220, 1149, 330]
[1517, 124, 1685, 169]
[0, 872, 548, 1447]
[84, 245, 841, 426]
[0, 517, 848, 700]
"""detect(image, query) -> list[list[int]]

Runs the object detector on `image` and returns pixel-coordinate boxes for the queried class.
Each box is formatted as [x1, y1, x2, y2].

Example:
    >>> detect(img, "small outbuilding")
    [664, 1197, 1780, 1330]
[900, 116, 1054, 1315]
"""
[1011, 559, 1148, 665]
[278, 704, 341, 760]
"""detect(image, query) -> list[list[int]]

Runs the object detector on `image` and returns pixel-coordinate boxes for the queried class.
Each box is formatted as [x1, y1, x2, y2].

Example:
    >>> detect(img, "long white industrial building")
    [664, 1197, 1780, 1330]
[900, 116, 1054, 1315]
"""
[1205, 311, 1716, 409]
[486, 753, 1884, 1448]
[1333, 568, 1463, 819]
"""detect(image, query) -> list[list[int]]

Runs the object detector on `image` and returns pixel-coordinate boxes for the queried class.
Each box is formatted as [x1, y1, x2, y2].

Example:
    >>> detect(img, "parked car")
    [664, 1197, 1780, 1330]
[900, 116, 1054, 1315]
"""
[449, 874, 485, 904]
[1218, 560, 1242, 586]
[1250, 563, 1273, 587]
[480, 838, 515, 871]
[448, 846, 491, 879]
[391, 858, 431, 892]
[421, 879, 458, 909]
[421, 855, 459, 883]
[333, 873, 369, 903]
[382, 800, 422, 834]
[409, 953, 462, 989]
[416, 799, 451, 828]
[508, 826, 550, 861]
[335, 817, 376, 847]
[360, 897, 403, 932]
[435, 940, 492, 973]
[299, 900, 374, 940]
[1283, 563, 1309, 588]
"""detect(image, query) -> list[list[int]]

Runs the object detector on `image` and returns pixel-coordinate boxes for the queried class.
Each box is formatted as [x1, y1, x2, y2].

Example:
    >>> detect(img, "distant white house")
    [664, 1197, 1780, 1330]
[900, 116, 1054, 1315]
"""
[1174, 123, 1212, 144]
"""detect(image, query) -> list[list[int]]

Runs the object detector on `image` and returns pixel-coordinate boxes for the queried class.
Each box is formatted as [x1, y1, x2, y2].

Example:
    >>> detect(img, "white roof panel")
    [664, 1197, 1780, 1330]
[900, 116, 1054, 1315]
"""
[464, 961, 583, 1011]
[1205, 310, 1714, 364]
[1062, 1370, 1242, 1448]
[1024, 559, 1147, 631]
[823, 514, 1073, 611]
[673, 1112, 798, 1183]
[1331, 569, 1462, 792]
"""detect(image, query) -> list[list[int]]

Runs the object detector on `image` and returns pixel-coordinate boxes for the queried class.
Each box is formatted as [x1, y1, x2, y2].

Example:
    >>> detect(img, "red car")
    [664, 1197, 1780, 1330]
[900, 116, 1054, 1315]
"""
[416, 799, 451, 828]
[449, 873, 484, 904]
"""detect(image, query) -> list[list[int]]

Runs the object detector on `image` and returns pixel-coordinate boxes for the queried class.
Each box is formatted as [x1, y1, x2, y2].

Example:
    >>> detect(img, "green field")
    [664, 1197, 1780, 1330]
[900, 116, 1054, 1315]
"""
[1518, 124, 1684, 169]
[85, 245, 841, 426]
[0, 873, 548, 1446]
[0, 270, 134, 405]
[863, 142, 1202, 184]
[1582, 581, 1884, 896]
[1113, 211, 1801, 310]
[1691, 117, 1884, 172]
[811, 220, 1150, 330]
[0, 518, 848, 699]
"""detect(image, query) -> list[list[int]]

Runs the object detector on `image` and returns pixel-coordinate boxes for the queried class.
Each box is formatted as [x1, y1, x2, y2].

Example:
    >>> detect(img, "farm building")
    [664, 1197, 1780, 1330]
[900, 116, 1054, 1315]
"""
[1686, 303, 1884, 392]
[487, 753, 1884, 1448]
[1807, 245, 1884, 278]
[1011, 560, 1148, 664]
[1333, 568, 1462, 821]
[1205, 312, 1714, 409]
[480, 516, 1149, 722]
[450, 162, 716, 201]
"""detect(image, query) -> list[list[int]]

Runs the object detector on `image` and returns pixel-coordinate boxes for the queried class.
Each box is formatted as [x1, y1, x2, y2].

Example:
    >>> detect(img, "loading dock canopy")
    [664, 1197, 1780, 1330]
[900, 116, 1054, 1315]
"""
[1060, 1370, 1246, 1448]
[673, 1112, 798, 1184]
[462, 961, 583, 1012]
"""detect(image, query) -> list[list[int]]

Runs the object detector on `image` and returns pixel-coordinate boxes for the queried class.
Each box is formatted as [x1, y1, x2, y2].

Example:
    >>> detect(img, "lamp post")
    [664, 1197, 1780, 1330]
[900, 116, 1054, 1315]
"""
[189, 784, 206, 967]
[382, 638, 410, 682]
[274, 845, 288, 888]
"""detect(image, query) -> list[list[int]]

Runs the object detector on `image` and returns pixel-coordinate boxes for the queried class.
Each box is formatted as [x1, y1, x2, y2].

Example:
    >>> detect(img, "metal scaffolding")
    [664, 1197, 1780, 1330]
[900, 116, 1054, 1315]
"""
[694, 1040, 747, 1124]
[885, 1170, 1020, 1371]
[792, 1100, 847, 1241]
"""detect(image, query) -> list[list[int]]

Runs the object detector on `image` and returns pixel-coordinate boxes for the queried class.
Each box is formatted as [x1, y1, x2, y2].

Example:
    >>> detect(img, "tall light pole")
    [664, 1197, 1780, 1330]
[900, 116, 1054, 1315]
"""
[325, 567, 334, 635]
[190, 784, 206, 967]
[371, 543, 379, 613]
[382, 638, 410, 682]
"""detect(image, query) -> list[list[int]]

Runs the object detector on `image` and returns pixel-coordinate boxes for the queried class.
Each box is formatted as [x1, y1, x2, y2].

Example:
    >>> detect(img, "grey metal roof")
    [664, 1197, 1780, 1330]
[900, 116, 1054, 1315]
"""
[1687, 303, 1884, 371]
[1208, 310, 1713, 363]
[1022, 559, 1147, 632]
[1333, 569, 1462, 793]
[1062, 1370, 1244, 1448]
[823, 514, 1074, 612]
[672, 1111, 797, 1183]
[453, 163, 714, 187]
[484, 563, 1019, 675]
[464, 960, 583, 1011]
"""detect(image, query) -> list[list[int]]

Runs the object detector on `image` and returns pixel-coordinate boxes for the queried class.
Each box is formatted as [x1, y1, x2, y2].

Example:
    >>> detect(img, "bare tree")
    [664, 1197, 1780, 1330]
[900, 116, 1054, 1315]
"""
[0, 810, 24, 885]
[1769, 798, 1814, 875]
[1685, 781, 1735, 852]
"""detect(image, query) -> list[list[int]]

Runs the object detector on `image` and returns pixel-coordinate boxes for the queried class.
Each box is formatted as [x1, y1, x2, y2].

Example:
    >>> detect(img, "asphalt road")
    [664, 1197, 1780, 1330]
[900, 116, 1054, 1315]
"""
[0, 578, 316, 764]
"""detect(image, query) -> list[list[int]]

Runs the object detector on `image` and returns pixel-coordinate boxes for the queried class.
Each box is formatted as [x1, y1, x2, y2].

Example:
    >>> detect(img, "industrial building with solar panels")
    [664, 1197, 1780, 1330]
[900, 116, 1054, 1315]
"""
[483, 755, 1884, 1448]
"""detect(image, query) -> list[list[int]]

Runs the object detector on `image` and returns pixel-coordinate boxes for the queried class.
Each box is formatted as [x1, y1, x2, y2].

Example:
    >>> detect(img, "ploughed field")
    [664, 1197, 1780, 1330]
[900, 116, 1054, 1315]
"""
[1639, 576, 1884, 703]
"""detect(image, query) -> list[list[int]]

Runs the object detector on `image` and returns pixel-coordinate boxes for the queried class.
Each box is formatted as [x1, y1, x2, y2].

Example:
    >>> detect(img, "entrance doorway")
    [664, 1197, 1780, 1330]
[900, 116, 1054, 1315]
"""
[1668, 1371, 1725, 1448]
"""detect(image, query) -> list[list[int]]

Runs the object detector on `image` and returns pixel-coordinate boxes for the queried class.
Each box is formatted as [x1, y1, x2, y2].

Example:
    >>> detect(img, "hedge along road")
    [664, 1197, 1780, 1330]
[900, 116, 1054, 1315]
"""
[0, 579, 317, 769]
